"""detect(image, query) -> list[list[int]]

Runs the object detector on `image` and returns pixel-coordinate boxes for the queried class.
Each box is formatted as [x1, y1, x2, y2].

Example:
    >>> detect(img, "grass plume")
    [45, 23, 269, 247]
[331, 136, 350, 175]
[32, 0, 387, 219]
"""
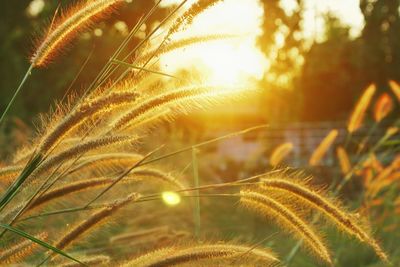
[336, 146, 351, 175]
[260, 177, 388, 262]
[240, 190, 332, 265]
[31, 0, 124, 67]
[389, 80, 400, 101]
[33, 135, 137, 178]
[270, 142, 293, 167]
[0, 232, 47, 264]
[52, 193, 140, 253]
[110, 85, 231, 131]
[123, 243, 279, 267]
[38, 90, 139, 154]
[309, 129, 338, 166]
[373, 93, 393, 122]
[347, 84, 376, 133]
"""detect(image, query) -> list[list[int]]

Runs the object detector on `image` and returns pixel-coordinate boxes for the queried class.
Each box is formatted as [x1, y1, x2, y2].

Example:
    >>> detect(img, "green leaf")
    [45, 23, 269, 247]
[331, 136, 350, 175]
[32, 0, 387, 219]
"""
[0, 223, 86, 266]
[0, 154, 43, 211]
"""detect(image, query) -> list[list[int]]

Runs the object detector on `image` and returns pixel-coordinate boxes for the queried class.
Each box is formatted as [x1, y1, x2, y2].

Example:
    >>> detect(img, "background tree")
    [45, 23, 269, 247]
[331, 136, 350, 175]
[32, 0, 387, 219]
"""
[0, 0, 167, 122]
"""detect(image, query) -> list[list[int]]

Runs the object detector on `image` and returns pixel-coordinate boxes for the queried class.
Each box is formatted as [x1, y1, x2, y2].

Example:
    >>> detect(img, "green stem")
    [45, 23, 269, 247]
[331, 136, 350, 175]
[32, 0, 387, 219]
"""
[192, 147, 201, 239]
[0, 64, 34, 125]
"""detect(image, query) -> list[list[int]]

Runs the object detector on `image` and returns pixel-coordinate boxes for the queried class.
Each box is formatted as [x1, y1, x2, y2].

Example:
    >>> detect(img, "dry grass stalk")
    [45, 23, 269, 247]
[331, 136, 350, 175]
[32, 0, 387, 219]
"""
[374, 93, 393, 122]
[65, 152, 143, 176]
[53, 192, 140, 253]
[110, 226, 170, 244]
[38, 91, 139, 154]
[240, 190, 332, 264]
[347, 84, 376, 133]
[389, 80, 400, 101]
[309, 129, 338, 166]
[59, 255, 110, 267]
[27, 176, 138, 212]
[133, 168, 186, 190]
[0, 165, 23, 183]
[260, 178, 388, 262]
[138, 34, 238, 63]
[168, 0, 223, 36]
[27, 167, 183, 212]
[31, 0, 124, 67]
[111, 85, 219, 131]
[33, 135, 137, 178]
[270, 142, 293, 167]
[0, 232, 47, 264]
[336, 146, 351, 175]
[123, 243, 279, 267]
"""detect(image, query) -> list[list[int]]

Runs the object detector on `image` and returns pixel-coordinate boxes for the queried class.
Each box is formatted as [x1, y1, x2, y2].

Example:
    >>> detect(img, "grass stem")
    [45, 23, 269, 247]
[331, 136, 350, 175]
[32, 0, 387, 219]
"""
[0, 64, 34, 126]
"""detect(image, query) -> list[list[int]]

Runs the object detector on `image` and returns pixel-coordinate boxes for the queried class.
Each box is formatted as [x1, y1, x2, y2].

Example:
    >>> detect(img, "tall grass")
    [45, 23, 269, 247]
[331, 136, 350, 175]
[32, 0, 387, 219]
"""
[0, 1, 396, 266]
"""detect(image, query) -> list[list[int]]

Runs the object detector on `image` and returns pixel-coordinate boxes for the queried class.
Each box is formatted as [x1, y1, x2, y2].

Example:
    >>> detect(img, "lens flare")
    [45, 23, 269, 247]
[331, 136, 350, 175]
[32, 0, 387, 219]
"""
[162, 191, 181, 206]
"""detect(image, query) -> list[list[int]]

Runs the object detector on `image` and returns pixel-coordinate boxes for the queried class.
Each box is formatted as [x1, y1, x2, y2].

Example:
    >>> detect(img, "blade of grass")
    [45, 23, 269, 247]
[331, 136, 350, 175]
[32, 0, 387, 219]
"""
[0, 223, 86, 266]
[0, 64, 34, 126]
[84, 145, 165, 207]
[0, 154, 42, 210]
[111, 59, 182, 80]
[192, 147, 201, 239]
[139, 125, 269, 167]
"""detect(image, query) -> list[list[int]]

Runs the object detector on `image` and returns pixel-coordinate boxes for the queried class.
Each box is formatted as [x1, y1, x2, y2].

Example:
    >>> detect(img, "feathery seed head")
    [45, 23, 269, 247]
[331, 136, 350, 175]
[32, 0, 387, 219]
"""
[259, 177, 389, 262]
[270, 142, 293, 167]
[123, 243, 279, 267]
[373, 93, 393, 122]
[240, 189, 332, 264]
[31, 0, 124, 67]
[348, 84, 376, 133]
[38, 91, 139, 154]
[389, 80, 400, 101]
[336, 146, 351, 175]
[309, 129, 338, 166]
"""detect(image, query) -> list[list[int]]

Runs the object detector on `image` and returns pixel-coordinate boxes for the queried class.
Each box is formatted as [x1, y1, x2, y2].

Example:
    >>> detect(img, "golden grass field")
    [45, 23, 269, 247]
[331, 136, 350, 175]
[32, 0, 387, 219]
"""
[0, 1, 399, 266]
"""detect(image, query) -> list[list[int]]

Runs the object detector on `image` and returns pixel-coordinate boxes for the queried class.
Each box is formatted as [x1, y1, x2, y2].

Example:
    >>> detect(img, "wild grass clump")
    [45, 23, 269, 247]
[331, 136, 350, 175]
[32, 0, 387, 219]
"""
[0, 1, 396, 266]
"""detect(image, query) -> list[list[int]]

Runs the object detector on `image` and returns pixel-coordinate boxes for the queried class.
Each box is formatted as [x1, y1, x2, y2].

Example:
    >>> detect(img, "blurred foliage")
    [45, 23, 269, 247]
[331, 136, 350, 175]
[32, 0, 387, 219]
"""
[258, 0, 400, 122]
[1, 0, 400, 123]
[0, 0, 168, 123]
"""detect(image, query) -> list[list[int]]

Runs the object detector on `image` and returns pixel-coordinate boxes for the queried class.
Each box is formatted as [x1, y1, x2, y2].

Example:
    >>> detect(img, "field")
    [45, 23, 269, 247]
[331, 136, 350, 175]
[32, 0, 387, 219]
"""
[0, 1, 399, 266]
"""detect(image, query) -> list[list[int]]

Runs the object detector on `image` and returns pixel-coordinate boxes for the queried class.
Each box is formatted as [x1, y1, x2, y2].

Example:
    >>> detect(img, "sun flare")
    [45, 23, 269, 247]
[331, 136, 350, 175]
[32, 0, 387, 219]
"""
[160, 0, 268, 86]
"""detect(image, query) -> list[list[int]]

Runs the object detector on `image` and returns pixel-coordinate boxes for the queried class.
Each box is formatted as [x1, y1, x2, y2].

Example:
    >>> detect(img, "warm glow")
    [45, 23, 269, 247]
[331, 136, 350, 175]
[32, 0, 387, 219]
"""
[162, 191, 181, 206]
[159, 0, 364, 86]
[160, 0, 268, 86]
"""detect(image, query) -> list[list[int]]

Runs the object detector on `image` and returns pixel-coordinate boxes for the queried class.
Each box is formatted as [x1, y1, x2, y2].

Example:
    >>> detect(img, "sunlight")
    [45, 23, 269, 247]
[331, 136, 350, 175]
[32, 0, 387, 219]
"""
[162, 191, 182, 206]
[160, 0, 268, 86]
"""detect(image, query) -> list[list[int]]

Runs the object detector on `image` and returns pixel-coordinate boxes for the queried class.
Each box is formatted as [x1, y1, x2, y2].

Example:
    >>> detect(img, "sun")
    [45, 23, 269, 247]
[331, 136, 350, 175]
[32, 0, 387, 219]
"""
[159, 0, 269, 86]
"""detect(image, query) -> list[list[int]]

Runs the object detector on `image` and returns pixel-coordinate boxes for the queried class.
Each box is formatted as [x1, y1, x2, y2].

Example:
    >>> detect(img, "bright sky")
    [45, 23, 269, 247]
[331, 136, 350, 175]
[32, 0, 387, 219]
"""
[26, 0, 365, 85]
[159, 0, 365, 85]
[160, 0, 267, 86]
[300, 0, 364, 39]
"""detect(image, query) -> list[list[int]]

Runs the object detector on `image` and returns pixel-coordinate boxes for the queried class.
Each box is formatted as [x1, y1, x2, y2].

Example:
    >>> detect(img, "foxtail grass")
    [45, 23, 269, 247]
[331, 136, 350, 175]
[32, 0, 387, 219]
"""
[31, 0, 124, 67]
[59, 255, 110, 267]
[47, 193, 140, 263]
[33, 135, 138, 178]
[336, 146, 351, 175]
[240, 190, 332, 265]
[373, 93, 393, 122]
[389, 80, 400, 101]
[270, 142, 293, 167]
[122, 243, 279, 267]
[110, 85, 232, 131]
[260, 177, 388, 262]
[347, 84, 376, 133]
[0, 232, 47, 264]
[38, 91, 139, 154]
[309, 129, 338, 166]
